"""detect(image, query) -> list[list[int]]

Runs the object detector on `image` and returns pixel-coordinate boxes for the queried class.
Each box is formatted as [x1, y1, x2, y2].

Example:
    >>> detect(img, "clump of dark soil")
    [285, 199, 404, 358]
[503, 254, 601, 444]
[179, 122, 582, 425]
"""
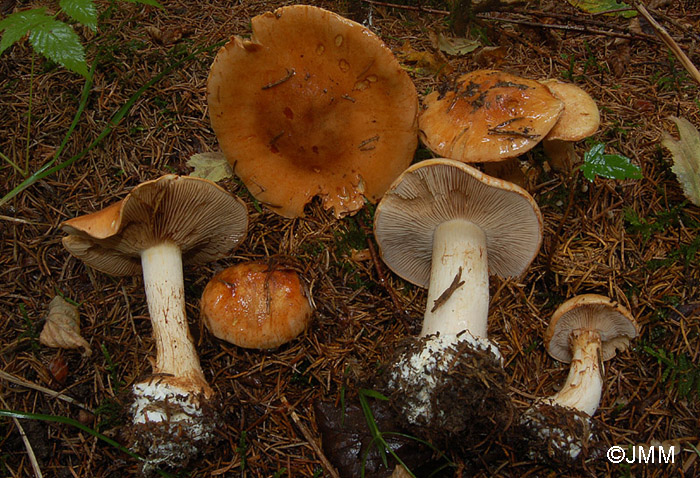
[375, 334, 516, 453]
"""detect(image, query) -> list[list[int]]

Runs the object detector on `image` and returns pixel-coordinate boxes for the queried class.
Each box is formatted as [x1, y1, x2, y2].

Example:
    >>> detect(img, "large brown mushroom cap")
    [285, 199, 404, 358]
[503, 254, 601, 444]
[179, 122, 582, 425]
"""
[61, 175, 249, 276]
[373, 158, 543, 288]
[545, 294, 639, 363]
[207, 5, 419, 218]
[419, 70, 563, 162]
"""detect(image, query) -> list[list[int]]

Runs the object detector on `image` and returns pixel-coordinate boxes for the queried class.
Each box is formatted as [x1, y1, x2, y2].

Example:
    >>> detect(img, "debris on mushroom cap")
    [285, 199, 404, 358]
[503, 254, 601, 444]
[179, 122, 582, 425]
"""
[61, 174, 248, 276]
[419, 70, 563, 162]
[374, 158, 542, 288]
[207, 5, 419, 218]
[201, 261, 313, 349]
[540, 79, 600, 142]
[545, 294, 639, 363]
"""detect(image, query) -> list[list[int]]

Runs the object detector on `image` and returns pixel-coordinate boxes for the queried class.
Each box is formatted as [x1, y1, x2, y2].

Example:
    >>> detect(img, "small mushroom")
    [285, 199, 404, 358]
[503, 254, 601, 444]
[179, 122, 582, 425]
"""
[521, 294, 639, 463]
[207, 5, 418, 218]
[419, 69, 563, 163]
[373, 158, 542, 439]
[61, 175, 248, 468]
[200, 261, 313, 349]
[539, 79, 600, 173]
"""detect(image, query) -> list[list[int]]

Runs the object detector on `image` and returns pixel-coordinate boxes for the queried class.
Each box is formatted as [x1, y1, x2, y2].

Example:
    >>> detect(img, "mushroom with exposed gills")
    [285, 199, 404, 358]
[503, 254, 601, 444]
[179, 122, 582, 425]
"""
[373, 158, 542, 438]
[200, 261, 314, 349]
[61, 175, 248, 468]
[207, 4, 418, 218]
[521, 294, 639, 463]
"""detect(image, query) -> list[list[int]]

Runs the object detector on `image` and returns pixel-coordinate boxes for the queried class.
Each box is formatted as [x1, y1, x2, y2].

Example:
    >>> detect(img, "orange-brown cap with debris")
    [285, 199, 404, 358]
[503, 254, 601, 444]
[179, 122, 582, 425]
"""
[207, 5, 419, 218]
[419, 70, 563, 162]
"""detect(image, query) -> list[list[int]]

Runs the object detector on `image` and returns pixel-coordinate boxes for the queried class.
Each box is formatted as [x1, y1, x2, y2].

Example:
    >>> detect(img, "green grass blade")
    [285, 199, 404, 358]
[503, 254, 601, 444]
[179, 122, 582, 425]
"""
[0, 41, 224, 208]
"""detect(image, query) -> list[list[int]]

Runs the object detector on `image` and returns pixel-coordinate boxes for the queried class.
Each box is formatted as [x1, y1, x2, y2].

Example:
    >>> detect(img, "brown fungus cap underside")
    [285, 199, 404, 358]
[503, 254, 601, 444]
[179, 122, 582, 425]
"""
[374, 158, 542, 288]
[207, 5, 419, 218]
[419, 70, 563, 162]
[540, 79, 600, 142]
[545, 294, 639, 363]
[61, 175, 249, 276]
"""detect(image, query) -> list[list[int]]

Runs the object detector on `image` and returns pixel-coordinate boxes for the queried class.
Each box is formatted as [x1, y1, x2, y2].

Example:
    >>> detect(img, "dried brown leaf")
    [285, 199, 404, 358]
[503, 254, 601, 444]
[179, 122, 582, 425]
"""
[39, 296, 91, 355]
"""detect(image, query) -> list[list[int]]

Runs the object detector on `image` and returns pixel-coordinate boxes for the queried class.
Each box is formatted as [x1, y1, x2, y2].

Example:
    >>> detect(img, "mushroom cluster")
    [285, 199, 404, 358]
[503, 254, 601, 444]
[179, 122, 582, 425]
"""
[61, 175, 248, 468]
[373, 158, 542, 441]
[418, 69, 600, 183]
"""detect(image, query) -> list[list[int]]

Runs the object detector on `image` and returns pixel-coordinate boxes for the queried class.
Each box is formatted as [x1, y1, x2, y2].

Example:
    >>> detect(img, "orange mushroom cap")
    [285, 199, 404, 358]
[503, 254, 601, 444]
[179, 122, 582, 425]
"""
[207, 5, 419, 218]
[419, 69, 563, 162]
[201, 262, 313, 349]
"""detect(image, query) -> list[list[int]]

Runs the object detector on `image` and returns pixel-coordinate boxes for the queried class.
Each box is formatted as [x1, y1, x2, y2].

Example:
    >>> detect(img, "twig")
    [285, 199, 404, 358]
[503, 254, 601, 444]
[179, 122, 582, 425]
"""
[635, 2, 700, 87]
[480, 16, 639, 41]
[280, 395, 340, 478]
[431, 267, 465, 313]
[0, 370, 93, 413]
[361, 0, 448, 15]
[0, 395, 43, 478]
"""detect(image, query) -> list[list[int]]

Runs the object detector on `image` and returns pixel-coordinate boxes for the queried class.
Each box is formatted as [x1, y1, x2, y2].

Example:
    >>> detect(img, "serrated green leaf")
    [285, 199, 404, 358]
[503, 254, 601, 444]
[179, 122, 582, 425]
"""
[581, 141, 642, 181]
[566, 0, 637, 18]
[28, 18, 89, 77]
[59, 0, 98, 31]
[0, 8, 52, 55]
[661, 116, 700, 207]
[186, 152, 232, 182]
[123, 0, 164, 8]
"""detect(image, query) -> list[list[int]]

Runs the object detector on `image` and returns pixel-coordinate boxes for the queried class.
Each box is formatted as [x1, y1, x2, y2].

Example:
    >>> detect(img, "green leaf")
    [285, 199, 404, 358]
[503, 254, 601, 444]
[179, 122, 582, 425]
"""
[59, 0, 98, 31]
[124, 0, 164, 8]
[581, 141, 642, 181]
[28, 18, 89, 77]
[565, 0, 637, 18]
[186, 152, 232, 182]
[661, 116, 700, 207]
[0, 8, 52, 54]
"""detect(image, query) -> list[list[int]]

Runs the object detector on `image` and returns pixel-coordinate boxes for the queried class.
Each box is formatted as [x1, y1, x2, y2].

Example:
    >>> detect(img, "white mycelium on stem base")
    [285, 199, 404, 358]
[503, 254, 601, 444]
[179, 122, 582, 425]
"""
[131, 242, 215, 464]
[523, 295, 639, 462]
[374, 159, 543, 429]
[60, 175, 248, 468]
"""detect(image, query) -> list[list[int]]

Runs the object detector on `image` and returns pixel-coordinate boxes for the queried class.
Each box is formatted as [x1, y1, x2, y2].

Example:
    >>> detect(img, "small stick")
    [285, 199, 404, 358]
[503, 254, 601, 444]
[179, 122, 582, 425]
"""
[0, 370, 93, 412]
[280, 395, 340, 478]
[431, 267, 465, 313]
[0, 396, 43, 478]
[635, 2, 700, 87]
[262, 68, 296, 90]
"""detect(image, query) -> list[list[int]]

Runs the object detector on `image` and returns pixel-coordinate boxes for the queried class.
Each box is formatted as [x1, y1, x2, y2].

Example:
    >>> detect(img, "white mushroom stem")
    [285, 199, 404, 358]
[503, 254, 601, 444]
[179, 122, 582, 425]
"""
[140, 241, 211, 395]
[421, 219, 491, 346]
[547, 329, 603, 416]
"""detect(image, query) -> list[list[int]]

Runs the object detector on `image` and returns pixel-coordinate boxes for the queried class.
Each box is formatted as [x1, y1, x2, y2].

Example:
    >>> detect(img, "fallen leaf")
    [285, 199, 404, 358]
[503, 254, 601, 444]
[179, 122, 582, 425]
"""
[566, 0, 637, 17]
[661, 116, 700, 206]
[186, 152, 233, 182]
[397, 40, 452, 77]
[40, 296, 91, 355]
[436, 33, 480, 56]
[474, 45, 507, 67]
